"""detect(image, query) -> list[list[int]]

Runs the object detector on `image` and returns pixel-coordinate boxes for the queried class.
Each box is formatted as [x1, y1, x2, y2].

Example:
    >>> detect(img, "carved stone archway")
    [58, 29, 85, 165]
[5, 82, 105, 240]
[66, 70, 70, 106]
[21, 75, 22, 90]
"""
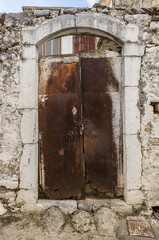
[18, 12, 144, 205]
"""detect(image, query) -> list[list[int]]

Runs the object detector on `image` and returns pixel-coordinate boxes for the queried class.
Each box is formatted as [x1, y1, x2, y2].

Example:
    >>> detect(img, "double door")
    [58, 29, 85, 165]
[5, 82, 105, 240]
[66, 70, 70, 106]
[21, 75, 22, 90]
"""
[39, 54, 120, 199]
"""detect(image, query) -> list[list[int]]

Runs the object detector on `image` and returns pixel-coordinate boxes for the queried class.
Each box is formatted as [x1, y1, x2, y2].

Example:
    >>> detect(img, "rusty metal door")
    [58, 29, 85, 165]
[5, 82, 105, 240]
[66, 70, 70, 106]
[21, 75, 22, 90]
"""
[73, 35, 95, 54]
[39, 55, 84, 199]
[39, 54, 121, 199]
[81, 57, 120, 194]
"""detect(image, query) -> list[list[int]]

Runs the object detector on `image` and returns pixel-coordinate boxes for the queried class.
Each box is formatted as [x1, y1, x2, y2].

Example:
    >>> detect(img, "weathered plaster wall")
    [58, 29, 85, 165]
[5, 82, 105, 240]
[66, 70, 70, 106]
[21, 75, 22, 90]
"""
[0, 13, 23, 206]
[0, 6, 159, 212]
[140, 46, 159, 207]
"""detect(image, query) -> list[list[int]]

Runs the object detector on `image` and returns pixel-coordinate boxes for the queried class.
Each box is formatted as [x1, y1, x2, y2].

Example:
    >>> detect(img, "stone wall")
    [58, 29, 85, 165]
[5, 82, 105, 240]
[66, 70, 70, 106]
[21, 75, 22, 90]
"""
[99, 0, 159, 8]
[0, 6, 159, 213]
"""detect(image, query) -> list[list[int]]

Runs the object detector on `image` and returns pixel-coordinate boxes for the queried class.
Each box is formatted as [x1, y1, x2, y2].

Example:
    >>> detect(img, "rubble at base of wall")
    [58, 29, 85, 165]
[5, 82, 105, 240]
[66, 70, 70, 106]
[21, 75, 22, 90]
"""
[1, 5, 159, 210]
[0, 199, 156, 240]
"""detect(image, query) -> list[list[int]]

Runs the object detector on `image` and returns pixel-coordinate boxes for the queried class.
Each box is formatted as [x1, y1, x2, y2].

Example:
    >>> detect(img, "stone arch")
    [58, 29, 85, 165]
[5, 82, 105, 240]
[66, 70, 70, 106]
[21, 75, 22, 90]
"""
[18, 12, 144, 206]
[22, 12, 139, 46]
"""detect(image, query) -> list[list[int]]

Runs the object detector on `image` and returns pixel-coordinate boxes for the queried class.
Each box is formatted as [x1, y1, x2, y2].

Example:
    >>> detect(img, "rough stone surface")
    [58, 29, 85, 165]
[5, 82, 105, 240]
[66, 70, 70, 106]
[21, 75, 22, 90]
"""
[16, 189, 37, 205]
[78, 199, 110, 211]
[37, 200, 77, 214]
[94, 207, 118, 236]
[125, 190, 144, 205]
[0, 201, 7, 216]
[72, 211, 91, 233]
[99, 0, 159, 8]
[111, 205, 133, 215]
[0, 211, 121, 239]
[78, 202, 93, 212]
[42, 206, 65, 233]
[34, 10, 50, 16]
[1, 211, 159, 240]
[140, 46, 159, 207]
[110, 199, 133, 215]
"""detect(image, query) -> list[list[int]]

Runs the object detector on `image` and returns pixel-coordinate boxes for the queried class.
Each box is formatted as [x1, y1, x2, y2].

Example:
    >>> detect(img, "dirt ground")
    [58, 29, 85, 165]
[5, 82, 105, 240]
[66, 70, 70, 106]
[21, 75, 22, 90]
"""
[0, 210, 159, 240]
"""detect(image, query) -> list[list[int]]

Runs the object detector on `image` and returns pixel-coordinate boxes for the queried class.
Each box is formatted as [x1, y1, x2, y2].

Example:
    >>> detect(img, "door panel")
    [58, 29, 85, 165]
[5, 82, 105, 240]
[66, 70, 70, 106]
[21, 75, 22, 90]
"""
[81, 58, 119, 193]
[39, 55, 121, 199]
[81, 58, 119, 93]
[73, 35, 95, 54]
[39, 56, 83, 199]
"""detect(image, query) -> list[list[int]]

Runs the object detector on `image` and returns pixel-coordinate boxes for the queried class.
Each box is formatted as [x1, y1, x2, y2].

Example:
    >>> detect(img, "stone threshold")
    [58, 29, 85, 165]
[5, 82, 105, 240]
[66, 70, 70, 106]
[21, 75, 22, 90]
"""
[32, 198, 133, 215]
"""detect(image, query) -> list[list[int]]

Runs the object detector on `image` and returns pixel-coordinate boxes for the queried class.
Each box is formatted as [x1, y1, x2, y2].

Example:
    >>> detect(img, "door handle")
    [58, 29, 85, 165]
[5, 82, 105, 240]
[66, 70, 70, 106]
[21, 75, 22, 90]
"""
[66, 130, 74, 142]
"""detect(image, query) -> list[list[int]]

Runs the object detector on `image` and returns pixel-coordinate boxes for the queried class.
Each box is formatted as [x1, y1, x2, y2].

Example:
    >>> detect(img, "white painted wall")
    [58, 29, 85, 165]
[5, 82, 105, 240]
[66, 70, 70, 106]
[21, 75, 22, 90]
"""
[61, 36, 73, 54]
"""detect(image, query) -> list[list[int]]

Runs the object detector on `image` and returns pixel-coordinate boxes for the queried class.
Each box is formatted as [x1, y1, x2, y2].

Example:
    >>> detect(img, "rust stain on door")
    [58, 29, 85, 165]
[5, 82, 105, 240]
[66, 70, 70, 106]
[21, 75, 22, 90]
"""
[81, 58, 118, 193]
[39, 55, 120, 199]
[39, 56, 83, 199]
[73, 35, 95, 54]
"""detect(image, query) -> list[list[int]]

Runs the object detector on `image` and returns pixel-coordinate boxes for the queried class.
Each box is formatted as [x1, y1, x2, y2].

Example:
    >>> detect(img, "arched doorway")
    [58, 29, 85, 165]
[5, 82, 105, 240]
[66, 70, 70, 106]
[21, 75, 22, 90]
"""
[19, 12, 143, 204]
[38, 34, 122, 199]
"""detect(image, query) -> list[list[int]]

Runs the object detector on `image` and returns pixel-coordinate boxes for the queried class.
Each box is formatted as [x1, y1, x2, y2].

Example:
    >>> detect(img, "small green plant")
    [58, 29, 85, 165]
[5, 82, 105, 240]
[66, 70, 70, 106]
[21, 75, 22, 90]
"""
[38, 185, 49, 199]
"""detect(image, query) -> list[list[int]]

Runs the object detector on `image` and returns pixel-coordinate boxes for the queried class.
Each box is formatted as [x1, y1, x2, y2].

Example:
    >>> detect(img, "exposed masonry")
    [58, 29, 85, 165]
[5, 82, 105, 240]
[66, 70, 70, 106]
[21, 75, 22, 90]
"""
[0, 5, 159, 215]
[99, 0, 159, 8]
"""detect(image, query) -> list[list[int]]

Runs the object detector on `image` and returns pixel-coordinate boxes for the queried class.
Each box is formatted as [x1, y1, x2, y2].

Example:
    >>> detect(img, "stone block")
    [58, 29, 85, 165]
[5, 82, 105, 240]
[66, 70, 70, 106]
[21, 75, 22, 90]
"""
[0, 201, 7, 216]
[125, 24, 139, 42]
[123, 134, 142, 190]
[75, 12, 127, 43]
[0, 191, 16, 201]
[42, 206, 65, 233]
[37, 200, 77, 214]
[72, 211, 91, 233]
[63, 8, 78, 14]
[123, 42, 145, 57]
[123, 87, 140, 134]
[124, 14, 151, 27]
[76, 12, 108, 30]
[0, 179, 18, 189]
[145, 190, 159, 207]
[100, 0, 113, 7]
[150, 21, 159, 29]
[123, 57, 141, 87]
[5, 12, 33, 26]
[94, 207, 118, 236]
[78, 202, 93, 212]
[125, 190, 143, 205]
[78, 199, 110, 211]
[34, 10, 50, 16]
[16, 189, 38, 204]
[22, 27, 36, 44]
[110, 198, 133, 215]
[35, 15, 75, 44]
[19, 59, 38, 109]
[111, 205, 133, 215]
[22, 45, 37, 59]
[110, 199, 127, 207]
[19, 144, 38, 190]
[21, 109, 38, 144]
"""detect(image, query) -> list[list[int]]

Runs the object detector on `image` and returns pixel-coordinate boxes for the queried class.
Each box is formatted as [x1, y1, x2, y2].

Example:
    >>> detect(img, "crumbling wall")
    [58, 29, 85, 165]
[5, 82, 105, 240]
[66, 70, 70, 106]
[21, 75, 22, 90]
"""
[0, 6, 159, 212]
[140, 46, 159, 207]
[0, 13, 24, 207]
